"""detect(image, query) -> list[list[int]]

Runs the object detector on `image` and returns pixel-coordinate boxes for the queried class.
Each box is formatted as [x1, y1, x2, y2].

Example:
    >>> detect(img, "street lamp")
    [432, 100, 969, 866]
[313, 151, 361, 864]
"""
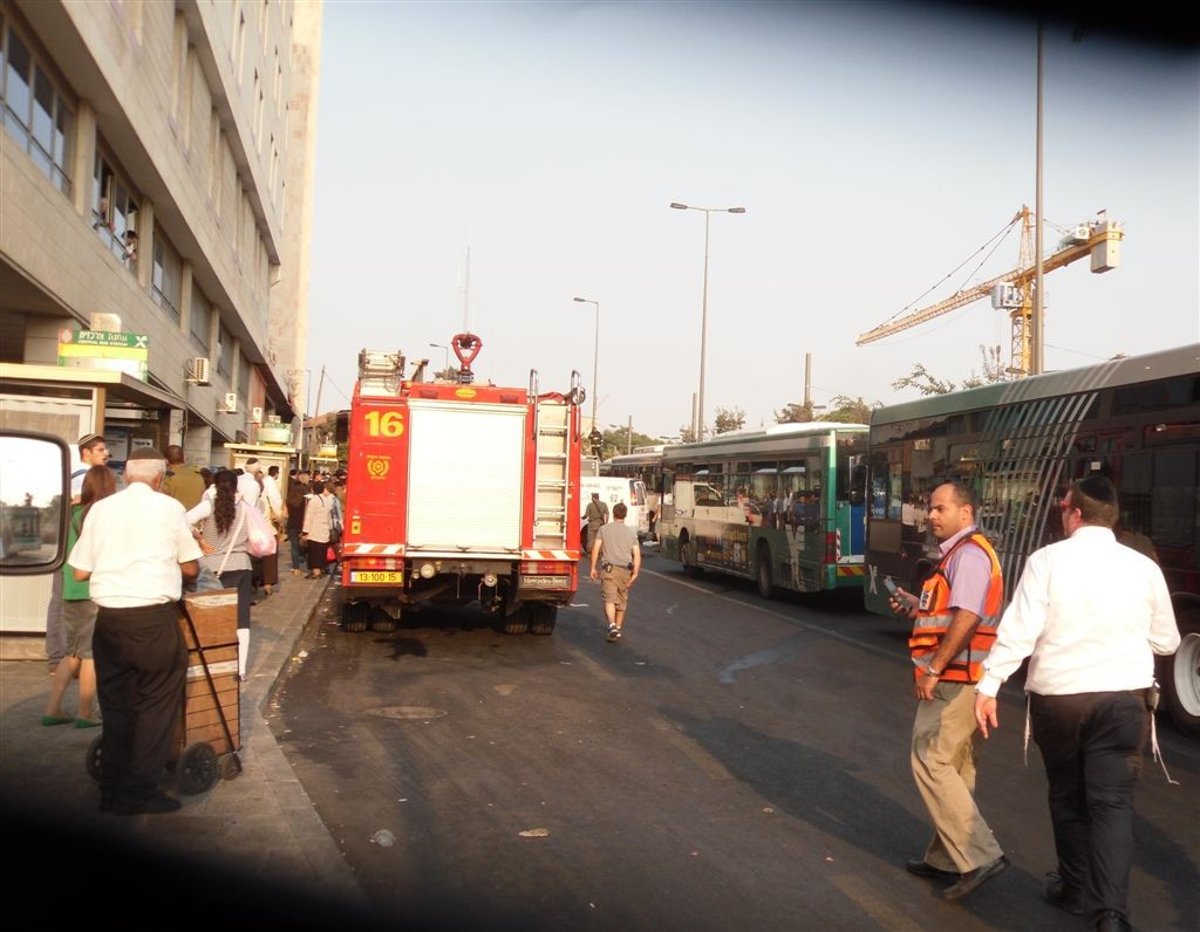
[428, 343, 450, 374]
[573, 297, 600, 430]
[670, 202, 746, 440]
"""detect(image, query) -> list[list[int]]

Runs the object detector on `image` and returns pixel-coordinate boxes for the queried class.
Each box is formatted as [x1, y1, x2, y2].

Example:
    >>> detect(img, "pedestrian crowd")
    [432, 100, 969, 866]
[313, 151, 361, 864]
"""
[30, 433, 1184, 932]
[40, 433, 346, 817]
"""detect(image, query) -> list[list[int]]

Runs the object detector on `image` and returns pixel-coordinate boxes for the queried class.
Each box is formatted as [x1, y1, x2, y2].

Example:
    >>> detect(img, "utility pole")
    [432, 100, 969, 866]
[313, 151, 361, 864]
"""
[803, 352, 812, 410]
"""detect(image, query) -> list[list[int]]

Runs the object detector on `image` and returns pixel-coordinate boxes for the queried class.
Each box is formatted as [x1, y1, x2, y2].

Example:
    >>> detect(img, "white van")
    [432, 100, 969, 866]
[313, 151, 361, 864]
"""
[580, 475, 648, 546]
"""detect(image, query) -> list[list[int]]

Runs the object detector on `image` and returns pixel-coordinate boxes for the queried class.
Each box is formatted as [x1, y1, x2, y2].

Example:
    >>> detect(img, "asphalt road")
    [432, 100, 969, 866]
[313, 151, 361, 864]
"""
[268, 551, 1200, 931]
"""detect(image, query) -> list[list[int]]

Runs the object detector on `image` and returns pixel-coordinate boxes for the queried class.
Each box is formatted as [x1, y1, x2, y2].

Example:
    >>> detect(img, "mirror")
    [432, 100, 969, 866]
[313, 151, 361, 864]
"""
[0, 432, 70, 574]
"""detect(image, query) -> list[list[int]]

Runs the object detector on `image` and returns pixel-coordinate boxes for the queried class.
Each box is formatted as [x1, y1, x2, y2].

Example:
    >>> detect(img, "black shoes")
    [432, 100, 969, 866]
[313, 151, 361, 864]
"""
[104, 790, 182, 816]
[1094, 910, 1132, 932]
[943, 855, 1008, 900]
[1044, 871, 1085, 916]
[905, 859, 960, 881]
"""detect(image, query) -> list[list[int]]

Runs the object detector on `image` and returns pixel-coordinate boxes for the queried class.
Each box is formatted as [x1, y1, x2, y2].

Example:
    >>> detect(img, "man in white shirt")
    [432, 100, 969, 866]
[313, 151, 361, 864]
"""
[974, 476, 1179, 932]
[69, 447, 203, 816]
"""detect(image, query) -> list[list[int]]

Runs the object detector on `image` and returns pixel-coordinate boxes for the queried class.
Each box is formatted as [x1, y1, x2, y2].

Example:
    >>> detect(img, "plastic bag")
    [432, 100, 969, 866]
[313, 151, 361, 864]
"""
[243, 502, 278, 558]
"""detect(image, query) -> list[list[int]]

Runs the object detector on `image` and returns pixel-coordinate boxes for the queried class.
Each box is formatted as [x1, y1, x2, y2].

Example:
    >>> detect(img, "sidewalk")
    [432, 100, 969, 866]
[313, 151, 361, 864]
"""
[0, 566, 376, 923]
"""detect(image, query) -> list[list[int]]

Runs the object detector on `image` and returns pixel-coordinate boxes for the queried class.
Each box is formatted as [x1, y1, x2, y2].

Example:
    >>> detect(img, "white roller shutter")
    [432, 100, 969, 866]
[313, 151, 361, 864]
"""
[407, 402, 526, 551]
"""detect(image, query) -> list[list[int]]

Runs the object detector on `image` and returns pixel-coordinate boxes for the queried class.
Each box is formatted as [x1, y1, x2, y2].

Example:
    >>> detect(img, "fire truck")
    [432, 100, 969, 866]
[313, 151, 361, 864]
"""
[337, 334, 585, 635]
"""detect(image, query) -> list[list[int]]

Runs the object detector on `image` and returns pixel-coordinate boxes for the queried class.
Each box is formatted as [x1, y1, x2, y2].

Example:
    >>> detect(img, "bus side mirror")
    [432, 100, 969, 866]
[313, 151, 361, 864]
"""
[0, 432, 71, 575]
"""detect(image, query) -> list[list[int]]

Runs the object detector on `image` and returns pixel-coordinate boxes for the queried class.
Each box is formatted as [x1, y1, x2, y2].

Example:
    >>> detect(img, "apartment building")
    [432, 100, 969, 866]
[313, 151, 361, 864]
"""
[0, 0, 321, 637]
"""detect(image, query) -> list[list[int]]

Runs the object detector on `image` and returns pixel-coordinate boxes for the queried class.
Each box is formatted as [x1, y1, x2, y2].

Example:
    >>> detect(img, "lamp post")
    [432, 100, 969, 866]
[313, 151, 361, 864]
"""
[670, 202, 746, 440]
[428, 342, 450, 375]
[573, 297, 600, 430]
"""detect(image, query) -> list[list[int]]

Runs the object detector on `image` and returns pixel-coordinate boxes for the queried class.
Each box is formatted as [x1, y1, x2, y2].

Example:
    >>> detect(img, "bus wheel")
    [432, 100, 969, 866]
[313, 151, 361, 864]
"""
[529, 603, 557, 635]
[756, 548, 774, 599]
[1163, 605, 1200, 738]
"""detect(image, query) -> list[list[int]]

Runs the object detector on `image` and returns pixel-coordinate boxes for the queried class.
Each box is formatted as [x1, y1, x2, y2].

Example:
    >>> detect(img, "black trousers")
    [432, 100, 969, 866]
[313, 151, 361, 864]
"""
[1029, 690, 1148, 925]
[92, 603, 187, 797]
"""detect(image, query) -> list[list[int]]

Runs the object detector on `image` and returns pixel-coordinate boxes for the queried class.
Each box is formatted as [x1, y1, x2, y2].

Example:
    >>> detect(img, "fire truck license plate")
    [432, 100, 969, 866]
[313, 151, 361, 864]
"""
[349, 571, 403, 584]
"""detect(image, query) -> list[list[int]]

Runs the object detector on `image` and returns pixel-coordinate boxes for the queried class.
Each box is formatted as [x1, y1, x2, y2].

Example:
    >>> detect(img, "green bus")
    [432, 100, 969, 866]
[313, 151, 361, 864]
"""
[864, 343, 1199, 735]
[657, 423, 868, 597]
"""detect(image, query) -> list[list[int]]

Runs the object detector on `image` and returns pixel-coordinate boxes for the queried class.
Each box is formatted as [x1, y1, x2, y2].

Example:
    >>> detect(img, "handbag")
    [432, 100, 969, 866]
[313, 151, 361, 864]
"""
[243, 500, 278, 558]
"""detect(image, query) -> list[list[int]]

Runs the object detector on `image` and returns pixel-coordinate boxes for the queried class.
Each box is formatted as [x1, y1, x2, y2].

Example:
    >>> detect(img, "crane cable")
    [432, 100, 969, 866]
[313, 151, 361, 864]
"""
[877, 213, 1023, 328]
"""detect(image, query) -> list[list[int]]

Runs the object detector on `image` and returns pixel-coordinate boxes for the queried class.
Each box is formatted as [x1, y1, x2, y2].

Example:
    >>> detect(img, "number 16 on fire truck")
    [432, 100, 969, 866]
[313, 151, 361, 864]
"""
[337, 334, 586, 635]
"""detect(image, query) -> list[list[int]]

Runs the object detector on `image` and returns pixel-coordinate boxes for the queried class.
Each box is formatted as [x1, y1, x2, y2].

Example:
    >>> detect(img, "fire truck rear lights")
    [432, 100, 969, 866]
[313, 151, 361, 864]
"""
[419, 562, 438, 579]
[520, 561, 573, 575]
[483, 572, 498, 587]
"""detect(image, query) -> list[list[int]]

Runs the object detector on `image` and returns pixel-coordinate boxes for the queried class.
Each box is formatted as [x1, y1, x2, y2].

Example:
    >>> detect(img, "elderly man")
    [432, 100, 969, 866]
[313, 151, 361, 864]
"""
[69, 447, 202, 815]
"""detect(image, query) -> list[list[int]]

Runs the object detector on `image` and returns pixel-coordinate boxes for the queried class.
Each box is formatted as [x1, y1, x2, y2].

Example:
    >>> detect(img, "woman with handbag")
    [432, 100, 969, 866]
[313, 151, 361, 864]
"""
[300, 479, 336, 579]
[197, 469, 253, 678]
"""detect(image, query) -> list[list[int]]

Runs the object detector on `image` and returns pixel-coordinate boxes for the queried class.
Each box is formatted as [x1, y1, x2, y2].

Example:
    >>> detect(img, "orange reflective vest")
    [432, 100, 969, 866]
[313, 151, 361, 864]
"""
[908, 531, 1003, 684]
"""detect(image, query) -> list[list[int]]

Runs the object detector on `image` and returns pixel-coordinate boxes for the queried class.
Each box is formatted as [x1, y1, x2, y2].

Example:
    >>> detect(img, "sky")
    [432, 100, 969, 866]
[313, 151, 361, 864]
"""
[305, 1, 1199, 438]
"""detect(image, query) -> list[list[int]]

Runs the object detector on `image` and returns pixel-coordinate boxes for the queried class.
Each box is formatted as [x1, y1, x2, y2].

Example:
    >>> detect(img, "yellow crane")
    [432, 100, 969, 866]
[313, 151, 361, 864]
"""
[856, 206, 1123, 377]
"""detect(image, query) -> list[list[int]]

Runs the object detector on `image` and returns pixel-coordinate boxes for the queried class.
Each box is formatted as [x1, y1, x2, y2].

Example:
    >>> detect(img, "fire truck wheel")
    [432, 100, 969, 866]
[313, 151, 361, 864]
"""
[529, 603, 557, 635]
[342, 602, 369, 633]
[179, 742, 219, 794]
[504, 605, 531, 635]
[369, 607, 398, 633]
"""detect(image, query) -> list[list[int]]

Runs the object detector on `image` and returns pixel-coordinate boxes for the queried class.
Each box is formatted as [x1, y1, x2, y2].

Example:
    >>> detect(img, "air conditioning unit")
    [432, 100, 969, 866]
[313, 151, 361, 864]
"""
[222, 393, 238, 414]
[251, 406, 264, 424]
[189, 357, 211, 385]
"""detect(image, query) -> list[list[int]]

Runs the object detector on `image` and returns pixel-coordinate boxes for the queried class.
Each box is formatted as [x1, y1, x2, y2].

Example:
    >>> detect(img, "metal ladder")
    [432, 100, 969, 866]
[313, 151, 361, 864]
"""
[531, 385, 570, 551]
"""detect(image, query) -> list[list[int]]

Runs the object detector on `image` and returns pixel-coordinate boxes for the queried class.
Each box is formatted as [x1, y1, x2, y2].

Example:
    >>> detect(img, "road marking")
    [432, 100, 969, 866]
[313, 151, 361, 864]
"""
[827, 874, 922, 931]
[649, 716, 734, 782]
[643, 567, 899, 665]
[560, 644, 616, 682]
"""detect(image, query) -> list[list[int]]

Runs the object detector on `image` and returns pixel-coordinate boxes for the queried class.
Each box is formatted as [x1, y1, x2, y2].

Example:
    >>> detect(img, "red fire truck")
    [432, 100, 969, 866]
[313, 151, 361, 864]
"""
[337, 334, 585, 635]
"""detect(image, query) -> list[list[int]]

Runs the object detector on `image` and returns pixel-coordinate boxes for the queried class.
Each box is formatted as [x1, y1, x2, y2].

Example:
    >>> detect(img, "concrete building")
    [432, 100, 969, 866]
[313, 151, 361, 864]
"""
[0, 0, 321, 639]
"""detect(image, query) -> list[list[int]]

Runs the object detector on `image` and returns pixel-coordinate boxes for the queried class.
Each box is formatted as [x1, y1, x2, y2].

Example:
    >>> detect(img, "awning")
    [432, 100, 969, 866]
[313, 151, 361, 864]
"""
[0, 363, 186, 410]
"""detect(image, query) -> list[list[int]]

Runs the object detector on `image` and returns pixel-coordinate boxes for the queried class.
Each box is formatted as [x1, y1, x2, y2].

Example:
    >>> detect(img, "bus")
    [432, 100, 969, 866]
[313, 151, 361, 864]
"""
[657, 423, 868, 596]
[604, 445, 670, 536]
[863, 343, 1199, 736]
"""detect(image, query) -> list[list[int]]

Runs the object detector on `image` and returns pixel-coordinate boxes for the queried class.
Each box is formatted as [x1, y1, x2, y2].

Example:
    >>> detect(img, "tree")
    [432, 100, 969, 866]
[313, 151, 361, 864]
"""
[677, 425, 698, 443]
[713, 406, 746, 435]
[775, 402, 817, 424]
[892, 345, 1009, 396]
[825, 394, 876, 424]
[598, 425, 658, 460]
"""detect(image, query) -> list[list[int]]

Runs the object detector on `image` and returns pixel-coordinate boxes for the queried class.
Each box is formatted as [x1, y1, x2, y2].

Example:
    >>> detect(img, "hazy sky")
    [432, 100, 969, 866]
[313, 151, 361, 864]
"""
[306, 1, 1198, 437]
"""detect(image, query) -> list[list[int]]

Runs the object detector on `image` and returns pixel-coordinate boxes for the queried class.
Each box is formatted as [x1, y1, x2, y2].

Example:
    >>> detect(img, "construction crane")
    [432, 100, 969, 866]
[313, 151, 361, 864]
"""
[856, 206, 1123, 377]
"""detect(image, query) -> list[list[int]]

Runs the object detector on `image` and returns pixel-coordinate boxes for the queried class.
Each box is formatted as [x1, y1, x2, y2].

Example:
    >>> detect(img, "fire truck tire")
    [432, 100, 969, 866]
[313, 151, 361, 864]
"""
[1162, 604, 1200, 738]
[369, 607, 398, 634]
[504, 605, 531, 635]
[342, 601, 369, 633]
[529, 603, 557, 635]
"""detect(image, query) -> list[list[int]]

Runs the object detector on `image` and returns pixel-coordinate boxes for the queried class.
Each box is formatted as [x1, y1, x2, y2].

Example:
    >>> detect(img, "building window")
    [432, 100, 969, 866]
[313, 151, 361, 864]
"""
[216, 322, 233, 379]
[189, 282, 212, 352]
[152, 227, 183, 321]
[2, 20, 74, 195]
[237, 351, 251, 401]
[92, 144, 140, 267]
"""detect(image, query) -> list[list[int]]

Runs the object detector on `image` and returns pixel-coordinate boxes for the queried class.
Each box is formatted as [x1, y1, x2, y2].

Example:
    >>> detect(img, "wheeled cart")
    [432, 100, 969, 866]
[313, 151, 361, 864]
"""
[86, 590, 243, 794]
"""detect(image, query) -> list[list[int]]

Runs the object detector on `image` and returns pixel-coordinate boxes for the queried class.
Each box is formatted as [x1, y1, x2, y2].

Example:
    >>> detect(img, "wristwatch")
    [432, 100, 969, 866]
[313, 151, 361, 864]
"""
[923, 666, 942, 678]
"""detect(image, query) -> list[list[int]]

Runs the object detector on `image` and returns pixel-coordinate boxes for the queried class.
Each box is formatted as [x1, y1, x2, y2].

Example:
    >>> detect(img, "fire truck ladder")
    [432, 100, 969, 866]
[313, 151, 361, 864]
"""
[530, 371, 570, 551]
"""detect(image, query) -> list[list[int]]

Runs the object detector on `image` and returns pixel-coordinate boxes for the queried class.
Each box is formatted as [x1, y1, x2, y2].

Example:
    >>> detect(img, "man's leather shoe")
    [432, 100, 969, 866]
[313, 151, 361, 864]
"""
[905, 859, 960, 881]
[1094, 910, 1132, 932]
[943, 855, 1008, 900]
[110, 791, 182, 816]
[1043, 871, 1084, 916]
